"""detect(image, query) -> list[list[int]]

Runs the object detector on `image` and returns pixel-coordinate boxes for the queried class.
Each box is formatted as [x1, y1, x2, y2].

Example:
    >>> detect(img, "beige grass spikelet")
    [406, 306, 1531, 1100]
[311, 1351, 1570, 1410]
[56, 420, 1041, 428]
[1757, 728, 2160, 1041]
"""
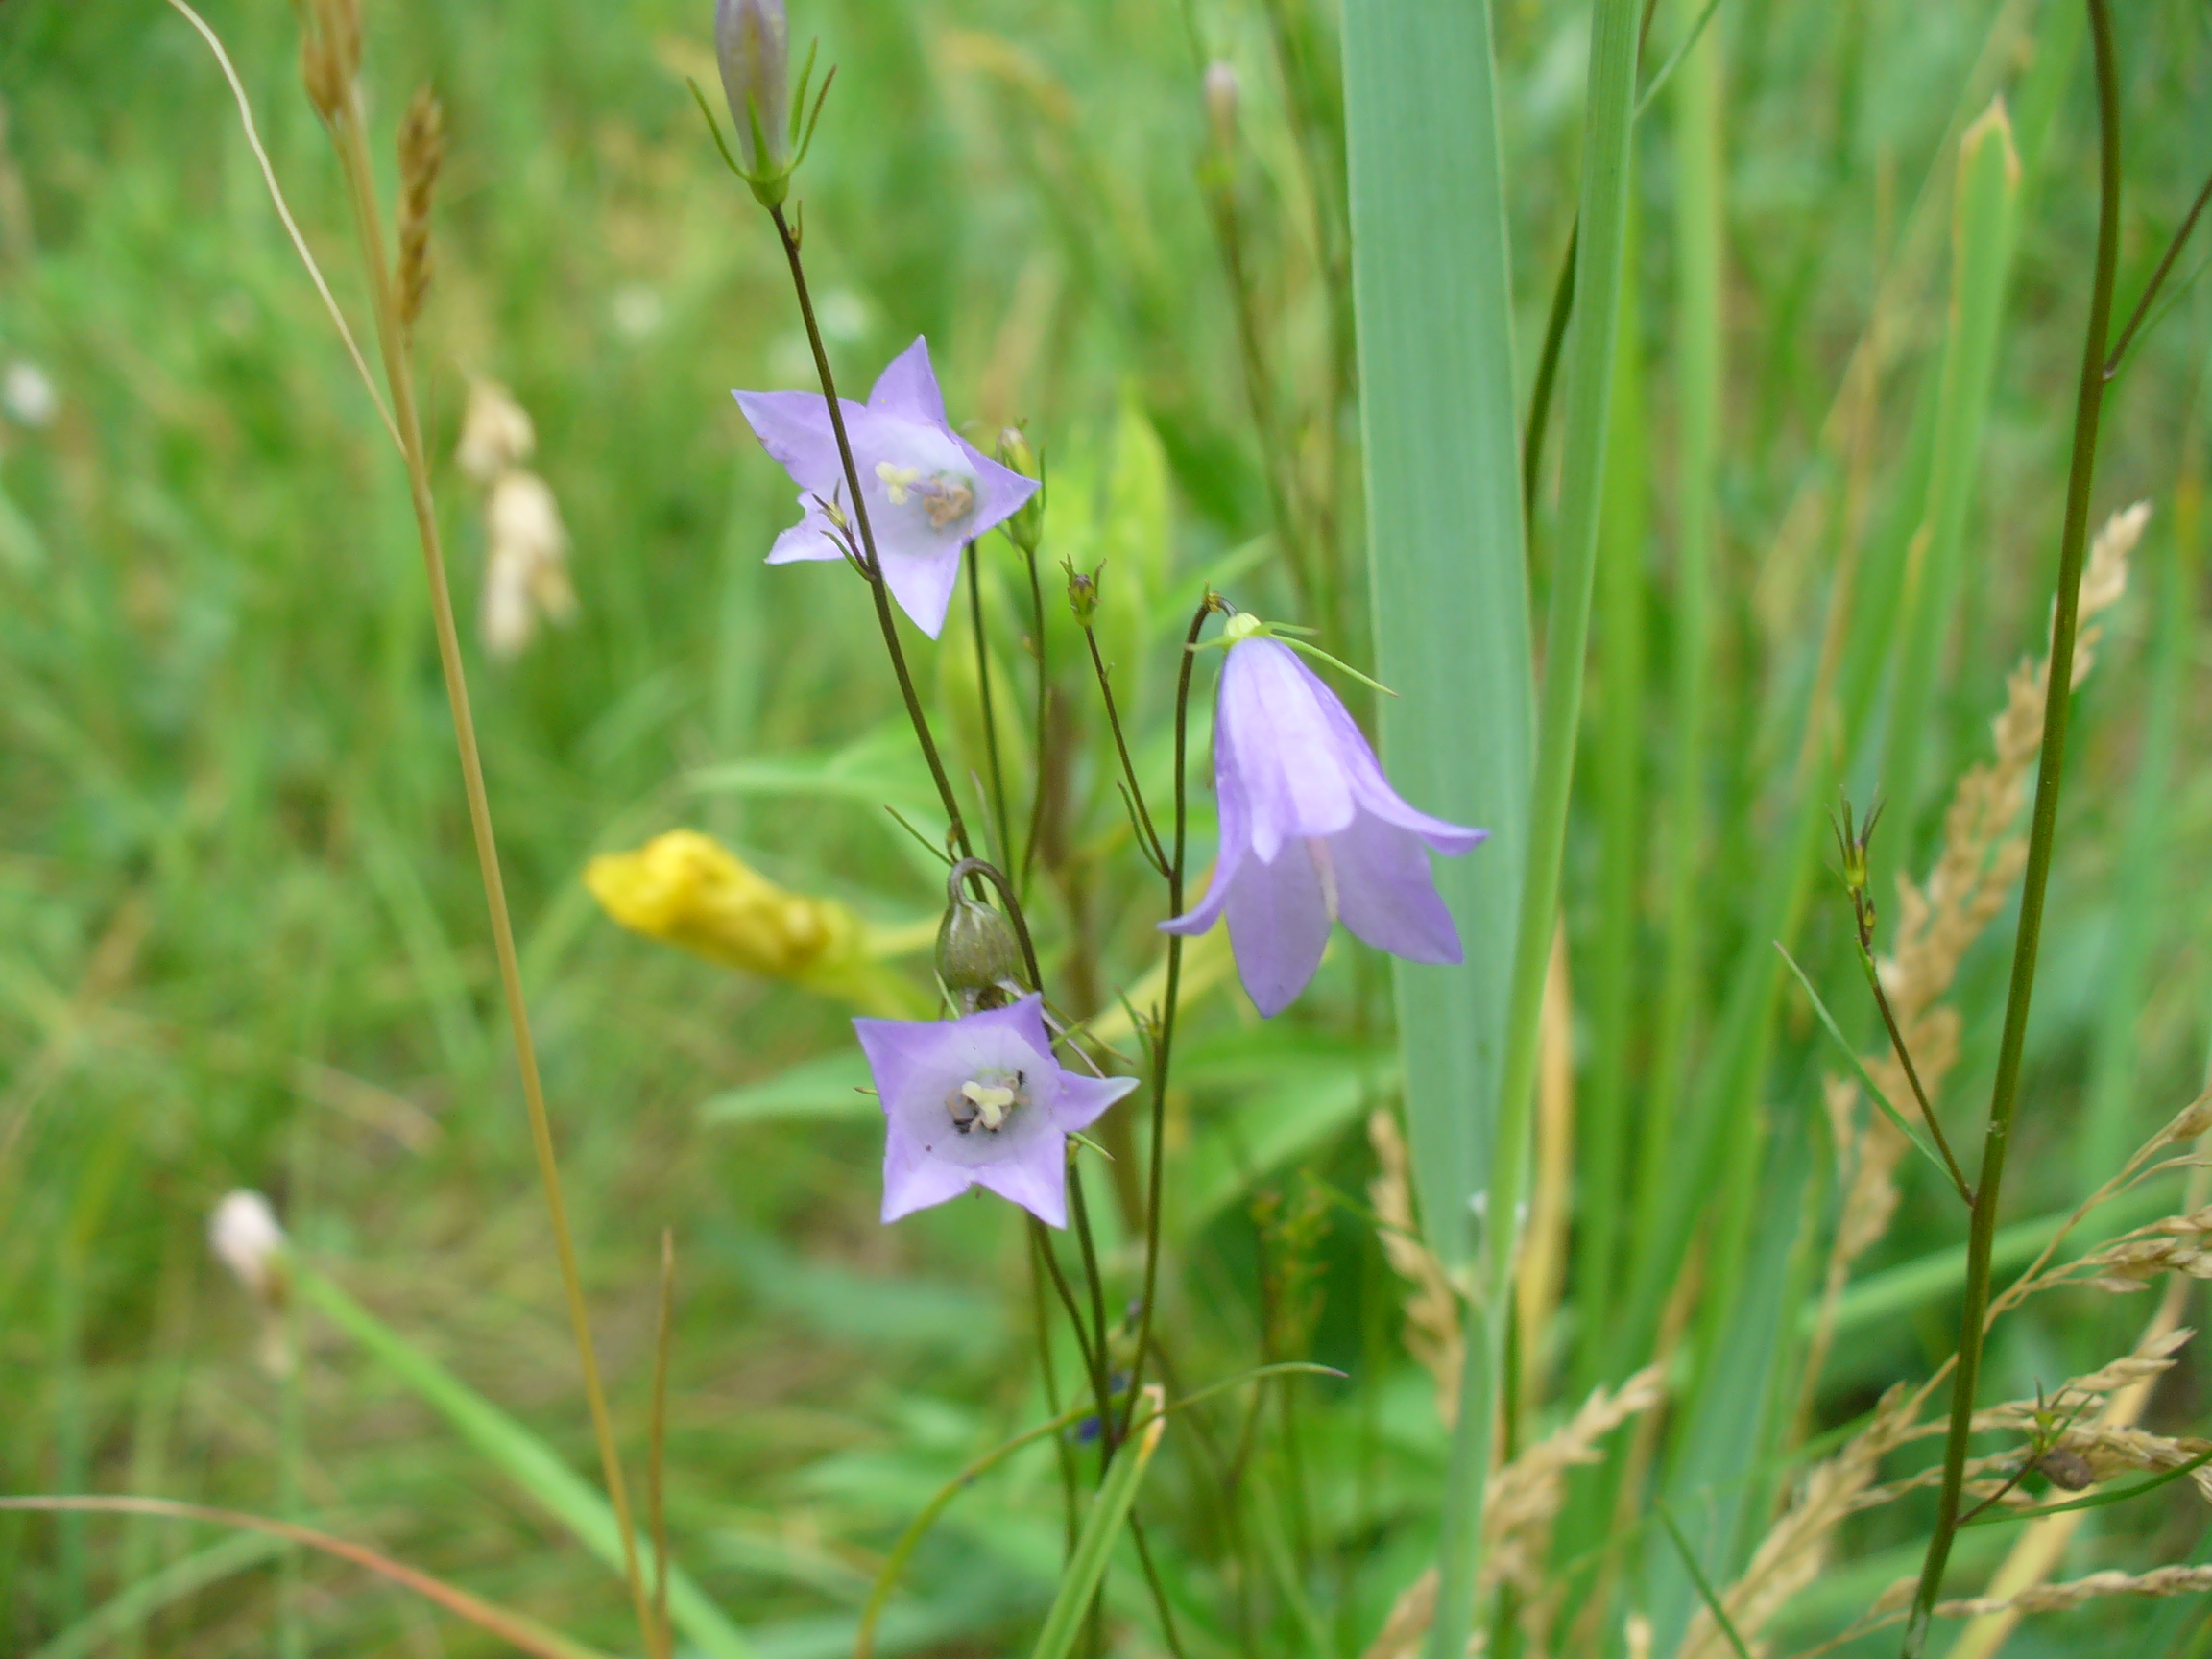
[396, 87, 445, 336]
[1366, 1108, 1465, 1424]
[1359, 1366, 1665, 1659]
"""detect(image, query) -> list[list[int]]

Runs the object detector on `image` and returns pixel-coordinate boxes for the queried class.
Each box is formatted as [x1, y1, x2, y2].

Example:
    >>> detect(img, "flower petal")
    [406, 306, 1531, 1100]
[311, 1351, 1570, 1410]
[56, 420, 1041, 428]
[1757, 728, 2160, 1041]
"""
[1224, 841, 1334, 1017]
[733, 389, 852, 496]
[764, 503, 848, 565]
[1313, 691, 1486, 854]
[973, 1129, 1069, 1228]
[876, 544, 964, 638]
[952, 432, 1042, 541]
[867, 337, 949, 424]
[1219, 639, 1355, 861]
[1053, 1070, 1139, 1134]
[1330, 810, 1465, 965]
[854, 1014, 939, 1104]
[1162, 712, 1250, 936]
[881, 1126, 977, 1222]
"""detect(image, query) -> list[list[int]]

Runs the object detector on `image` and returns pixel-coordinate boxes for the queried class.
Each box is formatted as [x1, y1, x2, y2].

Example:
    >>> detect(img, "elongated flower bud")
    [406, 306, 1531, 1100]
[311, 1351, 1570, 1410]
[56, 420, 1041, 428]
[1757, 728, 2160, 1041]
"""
[1203, 60, 1239, 151]
[995, 427, 1044, 555]
[716, 0, 791, 173]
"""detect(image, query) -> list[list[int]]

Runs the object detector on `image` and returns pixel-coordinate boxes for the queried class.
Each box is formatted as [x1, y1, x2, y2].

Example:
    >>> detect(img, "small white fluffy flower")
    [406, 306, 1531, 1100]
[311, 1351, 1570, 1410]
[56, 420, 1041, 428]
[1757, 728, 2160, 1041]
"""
[2, 361, 57, 428]
[209, 1190, 287, 1303]
[481, 470, 577, 660]
[457, 378, 536, 484]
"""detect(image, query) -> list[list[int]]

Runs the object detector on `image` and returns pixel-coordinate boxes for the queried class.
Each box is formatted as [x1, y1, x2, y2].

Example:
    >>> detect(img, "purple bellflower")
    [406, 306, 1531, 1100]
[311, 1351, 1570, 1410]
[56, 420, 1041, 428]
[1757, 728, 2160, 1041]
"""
[854, 994, 1136, 1228]
[735, 338, 1038, 638]
[1163, 617, 1486, 1017]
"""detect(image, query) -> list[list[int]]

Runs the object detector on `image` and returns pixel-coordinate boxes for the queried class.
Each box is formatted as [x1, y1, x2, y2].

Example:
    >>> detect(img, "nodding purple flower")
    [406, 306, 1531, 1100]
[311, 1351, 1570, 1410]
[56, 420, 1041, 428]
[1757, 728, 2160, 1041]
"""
[734, 338, 1039, 638]
[1162, 621, 1486, 1017]
[854, 994, 1136, 1227]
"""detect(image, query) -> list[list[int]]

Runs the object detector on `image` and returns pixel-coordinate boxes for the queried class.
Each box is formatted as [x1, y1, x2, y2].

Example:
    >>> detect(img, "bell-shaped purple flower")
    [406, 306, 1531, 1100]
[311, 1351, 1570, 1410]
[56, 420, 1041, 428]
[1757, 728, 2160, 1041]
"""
[734, 338, 1038, 638]
[854, 994, 1136, 1227]
[1162, 629, 1486, 1017]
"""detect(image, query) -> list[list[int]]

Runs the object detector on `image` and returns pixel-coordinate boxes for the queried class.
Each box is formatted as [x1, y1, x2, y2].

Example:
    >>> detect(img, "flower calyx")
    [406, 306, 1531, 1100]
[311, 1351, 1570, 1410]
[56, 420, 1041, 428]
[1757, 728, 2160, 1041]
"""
[936, 861, 1025, 1013]
[996, 426, 1045, 555]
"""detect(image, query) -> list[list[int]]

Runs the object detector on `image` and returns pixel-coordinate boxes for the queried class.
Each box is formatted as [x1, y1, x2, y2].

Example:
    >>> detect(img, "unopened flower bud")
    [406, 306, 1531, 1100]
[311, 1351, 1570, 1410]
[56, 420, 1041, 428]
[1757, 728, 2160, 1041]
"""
[996, 427, 1044, 555]
[1064, 559, 1101, 626]
[210, 1190, 289, 1308]
[1203, 61, 1239, 151]
[936, 892, 1023, 1009]
[716, 0, 791, 176]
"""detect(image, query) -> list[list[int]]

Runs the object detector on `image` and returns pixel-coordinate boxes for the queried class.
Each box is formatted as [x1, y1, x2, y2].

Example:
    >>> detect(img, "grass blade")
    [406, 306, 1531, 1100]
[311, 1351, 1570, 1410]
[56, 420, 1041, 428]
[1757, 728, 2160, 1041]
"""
[1772, 941, 1953, 1185]
[1025, 1389, 1166, 1659]
[1656, 1500, 1754, 1659]
[292, 1265, 754, 1659]
[1343, 0, 1533, 1272]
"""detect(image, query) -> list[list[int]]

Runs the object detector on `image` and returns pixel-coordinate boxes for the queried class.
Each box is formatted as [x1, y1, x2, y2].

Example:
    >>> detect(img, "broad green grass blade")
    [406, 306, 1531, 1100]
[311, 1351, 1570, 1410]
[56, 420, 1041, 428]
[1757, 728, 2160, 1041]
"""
[1578, 202, 1648, 1360]
[293, 1265, 754, 1659]
[1024, 1391, 1166, 1659]
[1882, 99, 2021, 840]
[1342, 0, 1532, 1272]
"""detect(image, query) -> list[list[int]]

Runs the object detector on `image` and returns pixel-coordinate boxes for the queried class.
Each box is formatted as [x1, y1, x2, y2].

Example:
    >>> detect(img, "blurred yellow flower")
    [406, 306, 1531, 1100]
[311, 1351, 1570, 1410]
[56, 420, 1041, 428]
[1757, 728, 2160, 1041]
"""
[586, 830, 922, 1015]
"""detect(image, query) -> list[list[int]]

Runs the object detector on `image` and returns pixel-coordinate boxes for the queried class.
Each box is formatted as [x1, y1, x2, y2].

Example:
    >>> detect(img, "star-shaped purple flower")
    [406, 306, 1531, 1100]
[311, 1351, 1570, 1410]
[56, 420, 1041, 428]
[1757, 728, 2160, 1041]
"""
[1162, 628, 1487, 1017]
[854, 994, 1136, 1227]
[734, 338, 1038, 638]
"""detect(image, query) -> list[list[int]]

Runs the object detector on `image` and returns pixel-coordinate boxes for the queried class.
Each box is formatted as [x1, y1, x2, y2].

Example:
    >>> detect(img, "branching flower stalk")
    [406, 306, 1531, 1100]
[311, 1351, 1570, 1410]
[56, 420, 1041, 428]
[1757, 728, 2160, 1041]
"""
[1899, 1, 2122, 1647]
[304, 20, 659, 1652]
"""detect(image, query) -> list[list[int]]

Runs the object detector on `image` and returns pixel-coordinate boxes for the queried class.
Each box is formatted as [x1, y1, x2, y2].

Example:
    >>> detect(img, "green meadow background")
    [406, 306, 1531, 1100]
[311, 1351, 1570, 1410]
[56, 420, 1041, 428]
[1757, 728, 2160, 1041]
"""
[4, 0, 2212, 1654]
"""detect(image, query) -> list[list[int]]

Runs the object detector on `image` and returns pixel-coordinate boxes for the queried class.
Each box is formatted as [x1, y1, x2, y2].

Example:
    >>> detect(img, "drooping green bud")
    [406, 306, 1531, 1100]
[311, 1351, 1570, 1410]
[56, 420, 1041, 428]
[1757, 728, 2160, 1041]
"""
[936, 893, 1022, 1009]
[996, 426, 1045, 554]
[1064, 558, 1101, 626]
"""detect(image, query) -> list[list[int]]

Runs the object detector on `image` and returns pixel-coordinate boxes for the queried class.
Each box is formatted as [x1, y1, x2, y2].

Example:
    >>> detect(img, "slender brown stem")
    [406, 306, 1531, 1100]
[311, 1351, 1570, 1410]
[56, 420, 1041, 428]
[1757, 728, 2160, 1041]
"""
[325, 92, 657, 1657]
[1858, 951, 1974, 1207]
[1081, 623, 1168, 872]
[1069, 1163, 1118, 1465]
[1021, 548, 1050, 895]
[1032, 1215, 1103, 1386]
[767, 204, 974, 868]
[968, 550, 1014, 865]
[1899, 5, 2122, 1649]
[1031, 1228, 1082, 1559]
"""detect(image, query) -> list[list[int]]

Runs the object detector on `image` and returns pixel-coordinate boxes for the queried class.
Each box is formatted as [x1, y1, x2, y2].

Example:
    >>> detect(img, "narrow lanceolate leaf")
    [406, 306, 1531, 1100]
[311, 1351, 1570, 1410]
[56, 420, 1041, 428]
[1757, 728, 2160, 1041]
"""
[1342, 0, 1532, 1273]
[1882, 98, 2021, 839]
[293, 1266, 755, 1659]
[1025, 1389, 1167, 1659]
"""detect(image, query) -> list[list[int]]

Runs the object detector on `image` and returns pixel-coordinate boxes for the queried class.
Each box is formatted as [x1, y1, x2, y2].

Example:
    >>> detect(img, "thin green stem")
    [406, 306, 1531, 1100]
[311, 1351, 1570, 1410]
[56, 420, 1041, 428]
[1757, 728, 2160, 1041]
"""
[1081, 623, 1167, 873]
[1022, 547, 1050, 895]
[1031, 1229, 1083, 1563]
[1121, 595, 1219, 1440]
[969, 550, 1015, 867]
[767, 204, 974, 869]
[1522, 227, 1579, 534]
[1068, 1163, 1118, 1463]
[1129, 1515, 1190, 1659]
[1856, 948, 1974, 1206]
[1431, 3, 1643, 1654]
[325, 90, 657, 1658]
[647, 1234, 676, 1659]
[1899, 4, 2122, 1649]
[2104, 165, 2212, 379]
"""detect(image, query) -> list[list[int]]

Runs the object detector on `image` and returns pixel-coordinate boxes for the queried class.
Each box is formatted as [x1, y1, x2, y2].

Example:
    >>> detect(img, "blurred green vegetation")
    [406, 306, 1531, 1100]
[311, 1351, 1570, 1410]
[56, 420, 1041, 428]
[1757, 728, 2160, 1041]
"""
[4, 0, 2212, 1654]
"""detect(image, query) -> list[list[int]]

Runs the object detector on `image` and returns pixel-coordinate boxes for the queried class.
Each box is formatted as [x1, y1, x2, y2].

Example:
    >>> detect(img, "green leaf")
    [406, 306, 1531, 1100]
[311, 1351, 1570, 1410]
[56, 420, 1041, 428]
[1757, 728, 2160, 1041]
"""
[292, 1265, 754, 1659]
[1655, 1502, 1754, 1659]
[1024, 1390, 1166, 1659]
[1344, 0, 1532, 1282]
[1772, 941, 1953, 1187]
[700, 1052, 877, 1125]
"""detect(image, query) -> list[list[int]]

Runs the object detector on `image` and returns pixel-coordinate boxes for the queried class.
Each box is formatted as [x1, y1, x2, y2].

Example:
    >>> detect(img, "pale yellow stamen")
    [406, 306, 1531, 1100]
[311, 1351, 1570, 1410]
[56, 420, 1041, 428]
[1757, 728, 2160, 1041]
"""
[961, 1079, 1017, 1132]
[875, 460, 922, 504]
[923, 478, 974, 529]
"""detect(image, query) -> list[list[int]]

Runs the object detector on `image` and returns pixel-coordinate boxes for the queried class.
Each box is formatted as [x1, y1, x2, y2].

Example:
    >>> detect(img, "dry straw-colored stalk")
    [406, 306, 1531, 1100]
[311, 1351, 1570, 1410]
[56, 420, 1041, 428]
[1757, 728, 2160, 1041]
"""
[1367, 1108, 1464, 1424]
